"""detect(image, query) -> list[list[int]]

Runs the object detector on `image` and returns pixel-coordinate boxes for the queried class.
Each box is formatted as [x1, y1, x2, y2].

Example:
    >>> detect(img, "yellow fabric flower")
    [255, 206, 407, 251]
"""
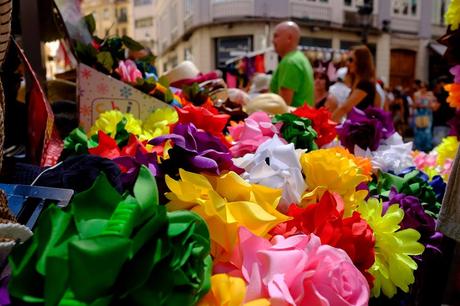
[328, 147, 373, 179]
[300, 148, 369, 217]
[357, 199, 425, 298]
[435, 136, 459, 167]
[198, 274, 270, 306]
[89, 110, 143, 137]
[165, 169, 290, 261]
[141, 107, 178, 141]
[445, 0, 460, 29]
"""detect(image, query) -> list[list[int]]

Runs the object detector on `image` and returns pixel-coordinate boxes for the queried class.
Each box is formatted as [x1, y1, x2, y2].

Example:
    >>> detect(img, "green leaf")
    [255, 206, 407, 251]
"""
[96, 51, 114, 72]
[84, 14, 96, 35]
[122, 35, 144, 51]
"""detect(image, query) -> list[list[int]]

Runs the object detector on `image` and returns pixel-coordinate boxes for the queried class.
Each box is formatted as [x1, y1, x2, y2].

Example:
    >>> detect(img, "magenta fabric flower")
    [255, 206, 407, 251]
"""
[228, 112, 281, 157]
[216, 227, 370, 306]
[115, 59, 143, 84]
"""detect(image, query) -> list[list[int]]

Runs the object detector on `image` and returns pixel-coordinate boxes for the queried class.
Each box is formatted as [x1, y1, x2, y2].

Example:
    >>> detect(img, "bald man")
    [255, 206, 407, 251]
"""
[270, 21, 314, 106]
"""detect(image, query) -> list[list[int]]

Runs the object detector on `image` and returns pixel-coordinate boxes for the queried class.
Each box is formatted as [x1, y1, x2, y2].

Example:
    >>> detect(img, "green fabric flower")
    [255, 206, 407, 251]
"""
[8, 166, 212, 305]
[273, 113, 318, 151]
[369, 170, 441, 218]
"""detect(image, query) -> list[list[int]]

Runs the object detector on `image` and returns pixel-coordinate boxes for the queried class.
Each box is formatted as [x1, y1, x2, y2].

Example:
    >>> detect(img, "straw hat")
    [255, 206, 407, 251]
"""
[245, 93, 289, 115]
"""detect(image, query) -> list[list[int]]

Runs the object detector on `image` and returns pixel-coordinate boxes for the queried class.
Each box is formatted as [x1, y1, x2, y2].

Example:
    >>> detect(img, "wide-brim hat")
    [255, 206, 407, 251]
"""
[245, 93, 289, 115]
[164, 61, 219, 88]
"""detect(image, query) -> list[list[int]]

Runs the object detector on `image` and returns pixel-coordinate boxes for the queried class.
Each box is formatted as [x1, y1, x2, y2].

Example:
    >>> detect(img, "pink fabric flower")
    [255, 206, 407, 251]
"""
[413, 151, 437, 170]
[115, 59, 143, 84]
[216, 227, 370, 306]
[450, 65, 460, 84]
[228, 112, 282, 157]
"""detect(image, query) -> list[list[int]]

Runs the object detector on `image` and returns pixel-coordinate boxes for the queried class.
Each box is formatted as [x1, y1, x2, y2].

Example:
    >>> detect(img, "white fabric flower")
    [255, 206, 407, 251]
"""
[355, 133, 414, 174]
[234, 135, 306, 212]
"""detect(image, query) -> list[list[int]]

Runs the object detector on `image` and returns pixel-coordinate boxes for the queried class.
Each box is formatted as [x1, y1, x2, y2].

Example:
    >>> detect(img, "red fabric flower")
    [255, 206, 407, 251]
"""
[292, 105, 337, 147]
[270, 191, 376, 286]
[88, 131, 150, 161]
[174, 105, 231, 146]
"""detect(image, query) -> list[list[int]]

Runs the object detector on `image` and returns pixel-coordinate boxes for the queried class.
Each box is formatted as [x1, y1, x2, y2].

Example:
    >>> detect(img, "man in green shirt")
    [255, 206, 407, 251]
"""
[270, 21, 314, 107]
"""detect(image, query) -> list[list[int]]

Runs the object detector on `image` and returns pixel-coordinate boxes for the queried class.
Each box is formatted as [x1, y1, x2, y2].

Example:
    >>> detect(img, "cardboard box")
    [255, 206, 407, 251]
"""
[77, 63, 170, 131]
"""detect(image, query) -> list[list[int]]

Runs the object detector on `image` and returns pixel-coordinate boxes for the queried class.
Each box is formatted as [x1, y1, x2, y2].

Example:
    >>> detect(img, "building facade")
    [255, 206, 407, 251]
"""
[81, 0, 134, 38]
[151, 0, 450, 88]
[133, 0, 156, 48]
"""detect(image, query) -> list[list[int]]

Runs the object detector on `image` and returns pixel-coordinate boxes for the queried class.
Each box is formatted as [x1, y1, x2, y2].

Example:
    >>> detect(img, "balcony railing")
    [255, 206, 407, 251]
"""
[343, 10, 378, 28]
[289, 0, 332, 22]
[211, 0, 255, 20]
[117, 13, 128, 23]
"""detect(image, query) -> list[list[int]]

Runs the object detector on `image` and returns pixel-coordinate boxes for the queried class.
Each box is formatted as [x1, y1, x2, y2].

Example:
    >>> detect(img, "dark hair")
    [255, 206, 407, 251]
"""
[350, 45, 375, 85]
[314, 69, 331, 89]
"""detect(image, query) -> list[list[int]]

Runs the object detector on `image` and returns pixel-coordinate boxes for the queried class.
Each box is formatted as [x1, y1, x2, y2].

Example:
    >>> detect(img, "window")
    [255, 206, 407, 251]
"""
[215, 36, 253, 68]
[103, 8, 110, 20]
[184, 47, 193, 61]
[118, 7, 128, 23]
[432, 0, 450, 25]
[135, 17, 154, 28]
[134, 0, 152, 6]
[170, 2, 178, 29]
[184, 0, 193, 17]
[300, 37, 332, 48]
[392, 0, 419, 18]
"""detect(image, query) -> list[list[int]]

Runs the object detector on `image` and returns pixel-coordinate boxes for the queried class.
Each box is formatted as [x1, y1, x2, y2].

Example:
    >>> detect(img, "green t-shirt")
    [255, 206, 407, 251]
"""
[270, 50, 314, 107]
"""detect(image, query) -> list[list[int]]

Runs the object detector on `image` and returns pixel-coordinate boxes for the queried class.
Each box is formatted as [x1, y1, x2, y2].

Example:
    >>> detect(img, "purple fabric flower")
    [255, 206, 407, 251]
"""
[383, 187, 442, 257]
[0, 275, 10, 305]
[337, 107, 384, 153]
[450, 65, 460, 83]
[447, 109, 460, 139]
[363, 107, 395, 139]
[114, 149, 161, 188]
[150, 123, 243, 176]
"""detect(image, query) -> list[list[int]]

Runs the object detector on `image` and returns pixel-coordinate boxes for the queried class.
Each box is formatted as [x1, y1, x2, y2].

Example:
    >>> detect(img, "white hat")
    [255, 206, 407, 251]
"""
[245, 93, 289, 115]
[163, 61, 200, 84]
[336, 67, 348, 81]
[249, 73, 271, 94]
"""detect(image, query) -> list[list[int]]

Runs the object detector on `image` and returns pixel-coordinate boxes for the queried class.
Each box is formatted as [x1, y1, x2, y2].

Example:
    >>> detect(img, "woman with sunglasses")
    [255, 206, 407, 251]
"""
[313, 68, 337, 112]
[331, 45, 381, 122]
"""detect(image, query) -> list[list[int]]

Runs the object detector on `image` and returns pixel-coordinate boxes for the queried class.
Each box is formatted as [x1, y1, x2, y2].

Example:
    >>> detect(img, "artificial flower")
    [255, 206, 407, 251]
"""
[270, 191, 376, 285]
[292, 105, 337, 147]
[63, 127, 90, 157]
[215, 99, 248, 123]
[412, 151, 438, 172]
[355, 133, 414, 174]
[165, 169, 289, 261]
[115, 59, 143, 84]
[198, 274, 269, 306]
[357, 198, 425, 298]
[447, 109, 460, 139]
[328, 147, 373, 178]
[450, 65, 460, 83]
[370, 169, 441, 217]
[89, 110, 143, 137]
[175, 105, 231, 146]
[141, 106, 178, 140]
[234, 135, 305, 212]
[435, 135, 459, 166]
[384, 187, 442, 258]
[337, 107, 394, 153]
[445, 83, 460, 109]
[445, 0, 460, 30]
[228, 112, 280, 157]
[272, 113, 318, 151]
[150, 123, 242, 176]
[9, 166, 212, 305]
[216, 227, 370, 306]
[300, 148, 369, 216]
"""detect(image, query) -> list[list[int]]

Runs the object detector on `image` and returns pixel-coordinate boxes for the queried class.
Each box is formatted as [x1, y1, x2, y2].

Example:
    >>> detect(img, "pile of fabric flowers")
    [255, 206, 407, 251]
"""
[5, 90, 452, 305]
